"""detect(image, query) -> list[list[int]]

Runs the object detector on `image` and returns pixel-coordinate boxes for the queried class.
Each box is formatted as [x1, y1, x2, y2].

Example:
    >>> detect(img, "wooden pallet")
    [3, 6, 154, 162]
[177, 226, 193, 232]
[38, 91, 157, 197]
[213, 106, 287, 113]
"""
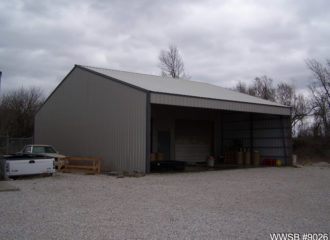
[58, 157, 101, 174]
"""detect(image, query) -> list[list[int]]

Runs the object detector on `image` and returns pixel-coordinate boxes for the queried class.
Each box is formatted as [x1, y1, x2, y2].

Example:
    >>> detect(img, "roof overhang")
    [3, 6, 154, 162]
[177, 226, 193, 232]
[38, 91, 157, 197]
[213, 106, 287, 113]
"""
[150, 92, 291, 115]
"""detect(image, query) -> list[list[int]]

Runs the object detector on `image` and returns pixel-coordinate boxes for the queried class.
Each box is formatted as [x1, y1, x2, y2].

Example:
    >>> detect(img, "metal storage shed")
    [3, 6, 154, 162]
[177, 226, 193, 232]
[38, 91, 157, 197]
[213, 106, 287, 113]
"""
[35, 65, 292, 173]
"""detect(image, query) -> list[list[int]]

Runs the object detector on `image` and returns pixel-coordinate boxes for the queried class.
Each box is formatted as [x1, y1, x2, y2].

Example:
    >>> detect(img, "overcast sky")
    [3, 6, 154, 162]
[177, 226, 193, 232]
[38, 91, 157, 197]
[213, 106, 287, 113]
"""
[0, 0, 329, 97]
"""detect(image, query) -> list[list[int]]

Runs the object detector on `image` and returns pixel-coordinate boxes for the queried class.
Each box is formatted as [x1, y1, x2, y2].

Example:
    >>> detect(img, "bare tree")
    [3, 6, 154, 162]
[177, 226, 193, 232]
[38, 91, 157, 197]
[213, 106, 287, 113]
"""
[292, 94, 310, 129]
[306, 59, 330, 136]
[0, 87, 44, 137]
[276, 83, 294, 106]
[306, 59, 330, 107]
[276, 83, 310, 129]
[234, 76, 276, 101]
[250, 76, 276, 101]
[158, 45, 189, 79]
[234, 81, 248, 94]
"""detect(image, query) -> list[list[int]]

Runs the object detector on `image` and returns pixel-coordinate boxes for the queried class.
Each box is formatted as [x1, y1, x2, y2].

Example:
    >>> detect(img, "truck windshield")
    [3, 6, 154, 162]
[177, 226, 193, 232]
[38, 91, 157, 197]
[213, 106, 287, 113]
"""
[33, 146, 57, 154]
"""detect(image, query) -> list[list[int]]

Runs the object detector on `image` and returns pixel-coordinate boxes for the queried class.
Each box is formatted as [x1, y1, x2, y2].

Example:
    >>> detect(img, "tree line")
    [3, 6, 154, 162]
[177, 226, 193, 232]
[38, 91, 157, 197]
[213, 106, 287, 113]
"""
[0, 88, 44, 137]
[233, 59, 330, 137]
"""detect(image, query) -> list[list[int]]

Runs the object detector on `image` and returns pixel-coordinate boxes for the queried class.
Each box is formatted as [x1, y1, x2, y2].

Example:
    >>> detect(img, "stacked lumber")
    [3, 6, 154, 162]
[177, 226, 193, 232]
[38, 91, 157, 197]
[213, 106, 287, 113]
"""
[58, 157, 101, 174]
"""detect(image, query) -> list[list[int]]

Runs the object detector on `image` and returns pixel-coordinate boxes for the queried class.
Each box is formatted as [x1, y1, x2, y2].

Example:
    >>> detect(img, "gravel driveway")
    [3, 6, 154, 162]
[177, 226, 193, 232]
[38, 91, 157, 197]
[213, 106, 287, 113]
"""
[0, 166, 329, 240]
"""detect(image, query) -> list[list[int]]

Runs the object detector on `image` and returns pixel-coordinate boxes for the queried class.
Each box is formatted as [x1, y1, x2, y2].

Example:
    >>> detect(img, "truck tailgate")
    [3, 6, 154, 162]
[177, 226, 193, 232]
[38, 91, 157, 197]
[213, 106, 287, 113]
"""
[6, 158, 55, 176]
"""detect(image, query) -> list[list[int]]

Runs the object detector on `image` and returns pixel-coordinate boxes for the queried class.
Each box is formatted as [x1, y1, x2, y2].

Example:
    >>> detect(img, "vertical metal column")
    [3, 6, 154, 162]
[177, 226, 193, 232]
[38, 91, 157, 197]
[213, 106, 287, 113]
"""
[250, 113, 254, 161]
[280, 115, 288, 165]
[220, 112, 224, 156]
[288, 112, 293, 165]
[145, 92, 151, 173]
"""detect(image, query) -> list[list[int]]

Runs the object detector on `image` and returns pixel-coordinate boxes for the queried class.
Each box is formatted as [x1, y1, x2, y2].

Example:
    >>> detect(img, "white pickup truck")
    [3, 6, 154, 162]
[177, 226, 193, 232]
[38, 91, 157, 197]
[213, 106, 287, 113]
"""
[2, 154, 55, 177]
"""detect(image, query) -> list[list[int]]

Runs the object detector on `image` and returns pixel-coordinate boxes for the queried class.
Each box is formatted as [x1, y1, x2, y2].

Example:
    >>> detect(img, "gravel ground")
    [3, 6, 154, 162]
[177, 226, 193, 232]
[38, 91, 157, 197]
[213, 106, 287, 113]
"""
[0, 166, 329, 240]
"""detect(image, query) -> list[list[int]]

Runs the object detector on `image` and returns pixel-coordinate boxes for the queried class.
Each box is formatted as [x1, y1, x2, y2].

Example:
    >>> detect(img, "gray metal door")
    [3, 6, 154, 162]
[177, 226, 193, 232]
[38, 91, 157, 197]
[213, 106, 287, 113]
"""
[175, 120, 212, 163]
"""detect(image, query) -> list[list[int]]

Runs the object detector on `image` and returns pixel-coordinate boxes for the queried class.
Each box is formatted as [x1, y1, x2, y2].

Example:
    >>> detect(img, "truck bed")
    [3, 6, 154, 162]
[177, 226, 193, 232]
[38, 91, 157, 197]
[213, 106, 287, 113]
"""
[2, 154, 55, 177]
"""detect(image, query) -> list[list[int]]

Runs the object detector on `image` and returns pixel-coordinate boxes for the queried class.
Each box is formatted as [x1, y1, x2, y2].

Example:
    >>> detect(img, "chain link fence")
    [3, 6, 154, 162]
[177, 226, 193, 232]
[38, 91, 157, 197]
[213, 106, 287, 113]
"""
[0, 135, 33, 155]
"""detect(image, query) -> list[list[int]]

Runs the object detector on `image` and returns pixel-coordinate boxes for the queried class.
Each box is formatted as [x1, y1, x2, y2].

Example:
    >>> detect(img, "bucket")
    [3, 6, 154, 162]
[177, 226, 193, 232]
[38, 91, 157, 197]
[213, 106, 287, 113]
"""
[276, 159, 282, 167]
[207, 156, 215, 167]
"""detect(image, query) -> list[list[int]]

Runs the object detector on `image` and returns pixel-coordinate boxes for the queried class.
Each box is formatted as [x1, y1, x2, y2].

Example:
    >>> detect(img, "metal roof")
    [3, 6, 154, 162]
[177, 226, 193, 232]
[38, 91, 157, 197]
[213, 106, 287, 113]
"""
[80, 65, 288, 108]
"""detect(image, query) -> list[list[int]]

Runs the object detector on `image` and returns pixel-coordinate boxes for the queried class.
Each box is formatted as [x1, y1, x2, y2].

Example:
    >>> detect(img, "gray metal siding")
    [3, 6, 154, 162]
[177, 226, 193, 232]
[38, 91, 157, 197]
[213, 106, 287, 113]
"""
[253, 115, 291, 164]
[151, 93, 290, 115]
[35, 67, 147, 172]
[222, 113, 292, 165]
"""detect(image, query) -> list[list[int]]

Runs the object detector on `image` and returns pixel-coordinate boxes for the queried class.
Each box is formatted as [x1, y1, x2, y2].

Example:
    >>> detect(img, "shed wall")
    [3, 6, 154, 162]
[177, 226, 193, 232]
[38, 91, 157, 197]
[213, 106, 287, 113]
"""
[35, 67, 147, 172]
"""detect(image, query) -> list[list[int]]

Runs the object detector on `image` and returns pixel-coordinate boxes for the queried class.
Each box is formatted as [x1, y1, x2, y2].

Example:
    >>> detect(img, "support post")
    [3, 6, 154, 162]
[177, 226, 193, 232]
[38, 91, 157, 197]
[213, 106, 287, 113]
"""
[288, 110, 293, 165]
[250, 113, 254, 161]
[280, 115, 288, 165]
[145, 92, 151, 173]
[220, 112, 224, 157]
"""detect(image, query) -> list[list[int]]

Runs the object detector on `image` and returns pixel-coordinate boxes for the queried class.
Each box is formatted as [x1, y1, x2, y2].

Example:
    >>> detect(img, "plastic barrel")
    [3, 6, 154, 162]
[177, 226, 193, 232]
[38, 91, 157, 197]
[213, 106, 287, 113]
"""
[157, 153, 164, 161]
[150, 153, 157, 161]
[236, 152, 244, 166]
[253, 151, 260, 167]
[292, 155, 297, 165]
[244, 152, 251, 166]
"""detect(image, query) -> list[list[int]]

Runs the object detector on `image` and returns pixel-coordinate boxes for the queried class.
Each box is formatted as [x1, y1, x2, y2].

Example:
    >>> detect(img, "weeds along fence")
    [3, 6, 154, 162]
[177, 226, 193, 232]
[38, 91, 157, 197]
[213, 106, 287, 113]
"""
[0, 135, 33, 155]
